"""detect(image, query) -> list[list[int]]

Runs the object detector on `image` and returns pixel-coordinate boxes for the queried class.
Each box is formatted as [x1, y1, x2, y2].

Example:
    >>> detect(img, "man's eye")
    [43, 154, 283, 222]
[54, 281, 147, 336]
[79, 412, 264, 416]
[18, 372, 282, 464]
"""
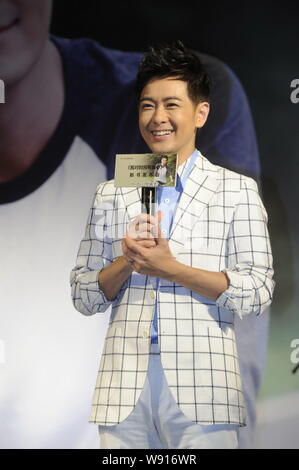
[141, 103, 154, 109]
[167, 103, 178, 108]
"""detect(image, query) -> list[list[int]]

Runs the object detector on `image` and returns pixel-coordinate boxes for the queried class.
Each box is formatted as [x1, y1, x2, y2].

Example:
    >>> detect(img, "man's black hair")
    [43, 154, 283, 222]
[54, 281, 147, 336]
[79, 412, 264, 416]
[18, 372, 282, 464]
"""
[135, 40, 211, 104]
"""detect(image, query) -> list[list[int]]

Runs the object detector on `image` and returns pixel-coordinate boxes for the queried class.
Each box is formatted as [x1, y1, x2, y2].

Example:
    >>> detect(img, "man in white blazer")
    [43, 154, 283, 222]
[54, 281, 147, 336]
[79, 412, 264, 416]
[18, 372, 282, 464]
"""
[71, 42, 274, 448]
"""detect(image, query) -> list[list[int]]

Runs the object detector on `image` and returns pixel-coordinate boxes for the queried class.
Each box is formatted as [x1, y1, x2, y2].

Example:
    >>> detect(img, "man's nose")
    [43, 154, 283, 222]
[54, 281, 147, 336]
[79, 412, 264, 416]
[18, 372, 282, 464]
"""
[152, 106, 168, 124]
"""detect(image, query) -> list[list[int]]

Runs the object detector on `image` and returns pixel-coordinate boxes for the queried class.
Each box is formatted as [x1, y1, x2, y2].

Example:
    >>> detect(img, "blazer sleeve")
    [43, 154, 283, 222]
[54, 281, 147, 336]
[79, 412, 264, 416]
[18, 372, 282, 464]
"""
[215, 176, 275, 319]
[70, 186, 114, 316]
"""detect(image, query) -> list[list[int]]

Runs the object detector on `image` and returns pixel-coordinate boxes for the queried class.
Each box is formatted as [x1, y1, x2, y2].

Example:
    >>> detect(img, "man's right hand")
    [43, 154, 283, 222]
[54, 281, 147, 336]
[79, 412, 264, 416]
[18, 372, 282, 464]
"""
[99, 212, 162, 300]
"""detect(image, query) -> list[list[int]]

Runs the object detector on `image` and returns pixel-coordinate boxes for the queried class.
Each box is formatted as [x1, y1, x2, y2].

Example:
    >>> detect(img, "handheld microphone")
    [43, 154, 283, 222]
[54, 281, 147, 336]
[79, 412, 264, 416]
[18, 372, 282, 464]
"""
[141, 187, 156, 216]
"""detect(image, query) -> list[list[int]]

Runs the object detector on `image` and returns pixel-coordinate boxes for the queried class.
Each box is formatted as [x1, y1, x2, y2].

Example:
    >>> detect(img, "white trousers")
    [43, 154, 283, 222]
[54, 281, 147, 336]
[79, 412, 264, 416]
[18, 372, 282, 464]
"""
[98, 343, 239, 449]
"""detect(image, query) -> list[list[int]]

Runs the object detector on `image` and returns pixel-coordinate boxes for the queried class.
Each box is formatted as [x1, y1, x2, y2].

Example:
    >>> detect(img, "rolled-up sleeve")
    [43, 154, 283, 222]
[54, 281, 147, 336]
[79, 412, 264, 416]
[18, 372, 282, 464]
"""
[216, 176, 275, 318]
[70, 187, 113, 316]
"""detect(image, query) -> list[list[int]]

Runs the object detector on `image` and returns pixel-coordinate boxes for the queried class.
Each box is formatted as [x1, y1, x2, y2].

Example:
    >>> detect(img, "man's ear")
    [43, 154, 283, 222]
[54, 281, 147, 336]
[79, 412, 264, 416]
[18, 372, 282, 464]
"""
[195, 101, 210, 129]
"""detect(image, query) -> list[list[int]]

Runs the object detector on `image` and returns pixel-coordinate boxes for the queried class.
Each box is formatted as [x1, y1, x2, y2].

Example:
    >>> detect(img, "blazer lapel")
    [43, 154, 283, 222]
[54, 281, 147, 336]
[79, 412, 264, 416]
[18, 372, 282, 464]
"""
[169, 155, 220, 256]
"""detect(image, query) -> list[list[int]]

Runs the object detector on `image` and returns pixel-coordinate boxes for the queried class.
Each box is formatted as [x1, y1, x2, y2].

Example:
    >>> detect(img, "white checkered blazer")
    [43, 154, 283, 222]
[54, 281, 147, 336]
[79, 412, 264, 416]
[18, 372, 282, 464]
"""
[70, 153, 274, 427]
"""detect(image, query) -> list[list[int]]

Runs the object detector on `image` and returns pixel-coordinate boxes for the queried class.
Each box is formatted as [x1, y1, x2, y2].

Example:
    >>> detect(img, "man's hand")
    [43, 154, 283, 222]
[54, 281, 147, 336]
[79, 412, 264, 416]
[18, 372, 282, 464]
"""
[121, 212, 158, 262]
[122, 211, 179, 279]
[98, 213, 160, 300]
[127, 212, 160, 241]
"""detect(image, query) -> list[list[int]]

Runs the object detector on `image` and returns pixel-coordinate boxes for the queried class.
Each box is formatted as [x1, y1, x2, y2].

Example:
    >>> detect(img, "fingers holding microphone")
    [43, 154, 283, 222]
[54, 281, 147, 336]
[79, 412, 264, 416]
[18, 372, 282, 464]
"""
[122, 211, 163, 269]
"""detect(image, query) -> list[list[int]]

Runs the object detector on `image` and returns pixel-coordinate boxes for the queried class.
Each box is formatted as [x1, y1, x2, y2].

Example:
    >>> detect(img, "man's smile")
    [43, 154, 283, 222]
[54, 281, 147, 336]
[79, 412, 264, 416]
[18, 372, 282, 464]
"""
[150, 129, 175, 141]
[151, 130, 174, 136]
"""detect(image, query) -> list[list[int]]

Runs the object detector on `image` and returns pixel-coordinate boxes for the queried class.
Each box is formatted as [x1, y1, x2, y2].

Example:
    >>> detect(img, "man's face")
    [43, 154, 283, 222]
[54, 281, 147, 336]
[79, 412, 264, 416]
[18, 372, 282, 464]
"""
[0, 0, 52, 86]
[139, 77, 209, 161]
[161, 157, 168, 167]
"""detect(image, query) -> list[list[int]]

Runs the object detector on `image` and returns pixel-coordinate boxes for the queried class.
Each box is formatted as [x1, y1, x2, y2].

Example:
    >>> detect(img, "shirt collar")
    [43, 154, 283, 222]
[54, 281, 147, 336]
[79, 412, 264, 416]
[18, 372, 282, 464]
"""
[177, 148, 200, 179]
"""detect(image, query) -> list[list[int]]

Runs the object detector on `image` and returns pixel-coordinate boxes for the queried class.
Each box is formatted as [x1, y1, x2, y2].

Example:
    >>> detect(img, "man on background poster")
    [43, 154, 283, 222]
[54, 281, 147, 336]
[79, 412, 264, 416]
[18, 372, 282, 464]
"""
[154, 156, 174, 186]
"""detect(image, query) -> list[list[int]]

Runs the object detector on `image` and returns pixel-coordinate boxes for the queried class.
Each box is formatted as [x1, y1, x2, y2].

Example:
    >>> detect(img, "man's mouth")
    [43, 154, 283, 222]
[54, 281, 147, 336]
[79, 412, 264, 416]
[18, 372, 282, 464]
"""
[151, 130, 174, 136]
[0, 18, 19, 34]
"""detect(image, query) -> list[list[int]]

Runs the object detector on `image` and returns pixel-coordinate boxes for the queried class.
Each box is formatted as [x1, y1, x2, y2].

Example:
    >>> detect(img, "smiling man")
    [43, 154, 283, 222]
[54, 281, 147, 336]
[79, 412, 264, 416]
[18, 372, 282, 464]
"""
[70, 42, 275, 449]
